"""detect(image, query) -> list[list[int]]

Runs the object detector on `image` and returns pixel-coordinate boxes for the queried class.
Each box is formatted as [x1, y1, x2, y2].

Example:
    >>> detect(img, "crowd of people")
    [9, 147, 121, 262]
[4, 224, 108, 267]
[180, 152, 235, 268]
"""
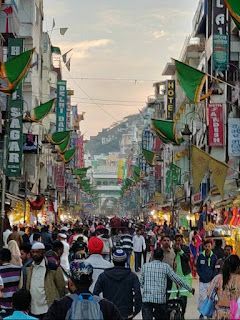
[0, 217, 238, 319]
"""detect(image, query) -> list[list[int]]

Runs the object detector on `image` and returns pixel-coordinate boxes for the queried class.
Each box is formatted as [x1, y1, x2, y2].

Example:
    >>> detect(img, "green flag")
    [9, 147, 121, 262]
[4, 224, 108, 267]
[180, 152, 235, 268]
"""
[50, 131, 71, 145]
[152, 119, 183, 145]
[165, 163, 181, 193]
[225, 0, 240, 29]
[0, 48, 34, 94]
[58, 134, 70, 153]
[32, 99, 55, 122]
[62, 148, 76, 163]
[142, 149, 156, 166]
[174, 59, 207, 103]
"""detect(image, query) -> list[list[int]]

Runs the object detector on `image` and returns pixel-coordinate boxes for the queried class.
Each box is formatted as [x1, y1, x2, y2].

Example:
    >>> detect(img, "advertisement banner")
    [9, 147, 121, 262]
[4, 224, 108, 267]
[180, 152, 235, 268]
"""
[208, 103, 224, 147]
[76, 135, 84, 168]
[213, 35, 229, 72]
[166, 80, 175, 120]
[6, 38, 24, 177]
[212, 0, 228, 72]
[56, 80, 67, 132]
[228, 118, 240, 157]
[54, 164, 65, 191]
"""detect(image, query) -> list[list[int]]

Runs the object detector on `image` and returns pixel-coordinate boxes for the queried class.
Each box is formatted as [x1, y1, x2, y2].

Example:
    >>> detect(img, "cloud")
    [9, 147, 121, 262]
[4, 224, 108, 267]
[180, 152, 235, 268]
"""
[60, 39, 113, 60]
[152, 30, 167, 39]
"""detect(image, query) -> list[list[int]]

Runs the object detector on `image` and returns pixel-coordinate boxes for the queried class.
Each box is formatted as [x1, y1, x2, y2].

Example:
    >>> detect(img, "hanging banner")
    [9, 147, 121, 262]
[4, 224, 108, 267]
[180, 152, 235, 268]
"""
[54, 164, 65, 191]
[166, 80, 175, 120]
[212, 0, 228, 72]
[228, 118, 240, 157]
[56, 80, 67, 132]
[6, 38, 24, 177]
[208, 103, 224, 147]
[76, 135, 84, 168]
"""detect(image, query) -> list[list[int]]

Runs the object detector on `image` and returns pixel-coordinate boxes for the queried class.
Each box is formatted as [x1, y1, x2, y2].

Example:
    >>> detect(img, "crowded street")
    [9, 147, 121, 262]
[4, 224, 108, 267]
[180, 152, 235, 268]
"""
[1, 0, 240, 319]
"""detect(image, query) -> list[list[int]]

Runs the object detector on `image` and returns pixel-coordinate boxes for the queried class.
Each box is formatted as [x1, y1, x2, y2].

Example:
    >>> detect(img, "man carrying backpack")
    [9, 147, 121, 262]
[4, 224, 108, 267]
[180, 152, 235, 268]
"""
[44, 261, 122, 320]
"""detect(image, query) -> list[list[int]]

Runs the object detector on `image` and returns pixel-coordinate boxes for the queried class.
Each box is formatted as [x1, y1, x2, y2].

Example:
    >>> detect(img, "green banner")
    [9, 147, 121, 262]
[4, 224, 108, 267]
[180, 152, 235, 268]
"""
[165, 163, 181, 194]
[56, 80, 67, 132]
[6, 38, 24, 177]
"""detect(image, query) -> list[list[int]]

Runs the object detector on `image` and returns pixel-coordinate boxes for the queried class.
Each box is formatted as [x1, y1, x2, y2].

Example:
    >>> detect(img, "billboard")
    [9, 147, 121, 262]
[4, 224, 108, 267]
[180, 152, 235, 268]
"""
[208, 103, 224, 147]
[56, 80, 67, 132]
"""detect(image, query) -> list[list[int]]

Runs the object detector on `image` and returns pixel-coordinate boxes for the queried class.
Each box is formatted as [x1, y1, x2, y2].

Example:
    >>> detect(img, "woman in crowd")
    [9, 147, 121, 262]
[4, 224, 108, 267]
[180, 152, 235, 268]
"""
[208, 254, 240, 319]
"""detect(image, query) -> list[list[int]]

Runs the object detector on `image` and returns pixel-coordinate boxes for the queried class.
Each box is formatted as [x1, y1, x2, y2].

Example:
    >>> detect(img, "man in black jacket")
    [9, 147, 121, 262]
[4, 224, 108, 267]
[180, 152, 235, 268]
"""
[44, 261, 122, 320]
[93, 249, 142, 320]
[173, 234, 192, 318]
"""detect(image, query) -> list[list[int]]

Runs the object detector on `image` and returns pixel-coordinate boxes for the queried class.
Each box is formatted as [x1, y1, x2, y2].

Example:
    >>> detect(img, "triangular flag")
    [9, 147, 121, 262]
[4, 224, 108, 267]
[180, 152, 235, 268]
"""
[62, 48, 73, 63]
[142, 149, 156, 166]
[31, 99, 55, 122]
[192, 146, 210, 192]
[174, 59, 207, 103]
[50, 131, 71, 145]
[0, 48, 34, 94]
[60, 28, 68, 35]
[209, 158, 228, 198]
[65, 58, 71, 71]
[62, 148, 76, 163]
[52, 18, 55, 29]
[58, 134, 70, 153]
[224, 0, 240, 29]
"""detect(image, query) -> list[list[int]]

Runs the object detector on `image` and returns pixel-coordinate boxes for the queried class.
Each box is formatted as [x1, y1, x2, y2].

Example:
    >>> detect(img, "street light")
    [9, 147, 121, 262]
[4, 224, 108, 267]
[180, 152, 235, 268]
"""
[181, 124, 193, 217]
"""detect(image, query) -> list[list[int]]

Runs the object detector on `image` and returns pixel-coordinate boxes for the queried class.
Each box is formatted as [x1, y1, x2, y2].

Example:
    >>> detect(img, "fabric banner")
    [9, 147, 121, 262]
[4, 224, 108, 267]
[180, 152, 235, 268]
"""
[75, 135, 84, 168]
[208, 103, 224, 147]
[6, 38, 24, 177]
[213, 35, 229, 72]
[54, 164, 65, 191]
[117, 160, 125, 184]
[209, 158, 228, 197]
[56, 80, 67, 132]
[192, 145, 210, 192]
[165, 163, 181, 194]
[228, 118, 240, 156]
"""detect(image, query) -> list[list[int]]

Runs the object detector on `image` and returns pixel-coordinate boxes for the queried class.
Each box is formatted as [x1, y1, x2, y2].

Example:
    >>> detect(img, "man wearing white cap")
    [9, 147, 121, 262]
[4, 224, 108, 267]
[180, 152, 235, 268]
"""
[58, 233, 70, 276]
[20, 242, 65, 319]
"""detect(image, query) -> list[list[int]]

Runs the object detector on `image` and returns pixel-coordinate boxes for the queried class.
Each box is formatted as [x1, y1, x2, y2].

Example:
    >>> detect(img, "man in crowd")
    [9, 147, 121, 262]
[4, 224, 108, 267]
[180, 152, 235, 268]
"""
[4, 289, 37, 320]
[120, 228, 133, 267]
[161, 235, 176, 269]
[20, 242, 65, 319]
[215, 244, 233, 275]
[44, 261, 122, 320]
[94, 249, 142, 319]
[197, 239, 217, 319]
[40, 226, 52, 250]
[10, 226, 23, 248]
[133, 229, 146, 272]
[85, 236, 113, 291]
[173, 234, 192, 318]
[20, 243, 32, 267]
[0, 248, 21, 314]
[140, 248, 194, 320]
[58, 233, 70, 276]
[46, 240, 64, 267]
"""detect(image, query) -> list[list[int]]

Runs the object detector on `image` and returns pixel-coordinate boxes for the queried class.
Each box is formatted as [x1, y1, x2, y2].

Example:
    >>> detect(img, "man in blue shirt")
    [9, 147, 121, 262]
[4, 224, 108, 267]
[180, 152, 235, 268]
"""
[4, 289, 37, 319]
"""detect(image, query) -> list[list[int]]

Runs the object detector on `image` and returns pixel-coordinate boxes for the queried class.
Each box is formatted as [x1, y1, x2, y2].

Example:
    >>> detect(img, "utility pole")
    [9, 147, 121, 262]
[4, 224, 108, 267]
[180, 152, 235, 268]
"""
[1, 134, 7, 247]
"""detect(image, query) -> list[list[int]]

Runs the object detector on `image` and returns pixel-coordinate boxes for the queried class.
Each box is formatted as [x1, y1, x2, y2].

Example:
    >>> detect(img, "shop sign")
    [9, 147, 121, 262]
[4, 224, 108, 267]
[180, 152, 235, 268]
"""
[6, 38, 24, 177]
[166, 80, 175, 120]
[208, 103, 224, 147]
[56, 80, 67, 132]
[192, 192, 202, 204]
[228, 118, 240, 157]
[212, 0, 228, 72]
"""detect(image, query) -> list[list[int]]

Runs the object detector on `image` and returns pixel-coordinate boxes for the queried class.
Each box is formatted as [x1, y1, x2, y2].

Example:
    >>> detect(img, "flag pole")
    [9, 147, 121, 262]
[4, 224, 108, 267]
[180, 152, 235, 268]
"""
[206, 72, 236, 89]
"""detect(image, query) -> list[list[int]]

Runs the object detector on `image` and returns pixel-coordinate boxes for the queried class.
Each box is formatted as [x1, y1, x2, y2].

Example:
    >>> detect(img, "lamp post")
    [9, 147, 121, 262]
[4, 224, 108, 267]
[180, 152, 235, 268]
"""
[181, 124, 193, 216]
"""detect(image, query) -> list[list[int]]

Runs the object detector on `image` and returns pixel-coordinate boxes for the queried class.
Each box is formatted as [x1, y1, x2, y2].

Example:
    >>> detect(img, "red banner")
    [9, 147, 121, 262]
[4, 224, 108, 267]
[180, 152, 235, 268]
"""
[54, 164, 65, 191]
[76, 135, 84, 168]
[208, 103, 224, 147]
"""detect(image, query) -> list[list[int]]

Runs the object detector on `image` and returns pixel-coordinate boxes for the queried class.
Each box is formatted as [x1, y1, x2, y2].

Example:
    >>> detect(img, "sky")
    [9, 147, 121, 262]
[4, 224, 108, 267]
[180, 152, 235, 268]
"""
[43, 0, 198, 138]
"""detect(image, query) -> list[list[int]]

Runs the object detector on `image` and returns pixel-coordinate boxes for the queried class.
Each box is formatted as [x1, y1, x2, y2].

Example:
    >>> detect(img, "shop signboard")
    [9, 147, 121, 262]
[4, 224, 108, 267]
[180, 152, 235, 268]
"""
[212, 0, 228, 72]
[208, 103, 224, 147]
[166, 80, 175, 120]
[228, 118, 240, 157]
[56, 80, 67, 132]
[6, 38, 24, 177]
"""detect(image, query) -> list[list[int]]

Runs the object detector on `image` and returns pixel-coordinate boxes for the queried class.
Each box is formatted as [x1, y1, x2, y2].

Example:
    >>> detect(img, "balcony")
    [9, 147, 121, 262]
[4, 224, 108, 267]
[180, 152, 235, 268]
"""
[0, 0, 20, 36]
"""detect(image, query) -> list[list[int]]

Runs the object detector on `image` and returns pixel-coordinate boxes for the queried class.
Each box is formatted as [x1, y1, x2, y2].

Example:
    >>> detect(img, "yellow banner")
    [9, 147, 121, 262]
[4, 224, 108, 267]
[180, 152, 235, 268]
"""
[117, 160, 125, 182]
[209, 158, 228, 198]
[192, 146, 210, 192]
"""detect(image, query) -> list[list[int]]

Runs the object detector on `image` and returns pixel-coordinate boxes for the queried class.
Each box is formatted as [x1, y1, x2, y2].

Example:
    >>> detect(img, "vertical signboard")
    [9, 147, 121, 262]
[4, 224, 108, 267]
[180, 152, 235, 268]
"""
[6, 38, 24, 177]
[76, 134, 84, 168]
[208, 103, 224, 146]
[228, 118, 240, 157]
[166, 80, 175, 120]
[212, 0, 228, 72]
[56, 80, 67, 132]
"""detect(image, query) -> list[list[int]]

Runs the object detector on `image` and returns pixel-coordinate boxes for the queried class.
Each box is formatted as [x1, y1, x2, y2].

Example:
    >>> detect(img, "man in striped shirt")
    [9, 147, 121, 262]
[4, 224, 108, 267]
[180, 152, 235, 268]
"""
[140, 248, 194, 320]
[0, 248, 21, 311]
[120, 228, 133, 268]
